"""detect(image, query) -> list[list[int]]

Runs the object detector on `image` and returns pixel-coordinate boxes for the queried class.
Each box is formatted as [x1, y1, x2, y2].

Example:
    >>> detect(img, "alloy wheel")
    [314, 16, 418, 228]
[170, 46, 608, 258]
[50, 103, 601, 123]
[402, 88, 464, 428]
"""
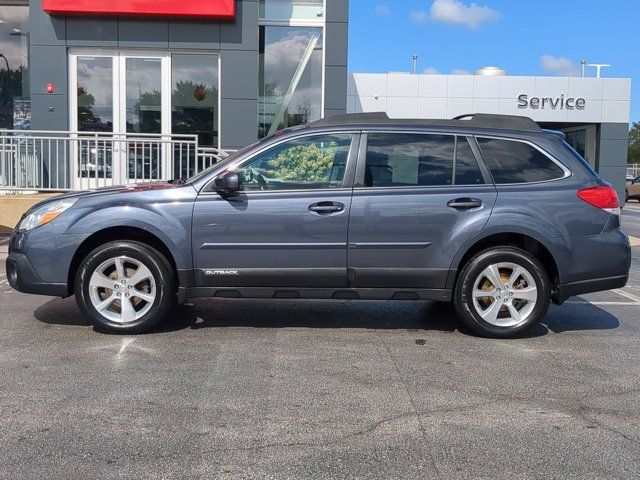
[471, 262, 538, 327]
[88, 256, 157, 324]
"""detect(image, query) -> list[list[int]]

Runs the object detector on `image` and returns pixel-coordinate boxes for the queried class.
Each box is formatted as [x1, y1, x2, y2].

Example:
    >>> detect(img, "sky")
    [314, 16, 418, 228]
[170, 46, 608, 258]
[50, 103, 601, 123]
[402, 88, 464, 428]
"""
[348, 0, 638, 125]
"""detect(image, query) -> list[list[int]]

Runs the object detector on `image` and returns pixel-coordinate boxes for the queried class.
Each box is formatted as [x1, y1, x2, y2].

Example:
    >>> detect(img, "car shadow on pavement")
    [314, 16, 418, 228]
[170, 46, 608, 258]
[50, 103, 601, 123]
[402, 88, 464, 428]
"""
[542, 303, 620, 333]
[158, 299, 460, 333]
[32, 296, 621, 336]
[34, 297, 91, 327]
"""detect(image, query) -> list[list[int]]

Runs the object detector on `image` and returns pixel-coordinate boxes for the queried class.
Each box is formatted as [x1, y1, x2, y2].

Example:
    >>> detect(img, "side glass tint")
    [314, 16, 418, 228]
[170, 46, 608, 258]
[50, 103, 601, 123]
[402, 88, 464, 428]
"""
[477, 138, 565, 184]
[455, 137, 485, 185]
[365, 133, 454, 187]
[234, 134, 352, 191]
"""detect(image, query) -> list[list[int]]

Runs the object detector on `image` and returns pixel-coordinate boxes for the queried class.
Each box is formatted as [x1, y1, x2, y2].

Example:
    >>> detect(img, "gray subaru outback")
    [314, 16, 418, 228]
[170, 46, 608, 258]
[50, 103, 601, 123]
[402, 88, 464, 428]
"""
[6, 113, 631, 338]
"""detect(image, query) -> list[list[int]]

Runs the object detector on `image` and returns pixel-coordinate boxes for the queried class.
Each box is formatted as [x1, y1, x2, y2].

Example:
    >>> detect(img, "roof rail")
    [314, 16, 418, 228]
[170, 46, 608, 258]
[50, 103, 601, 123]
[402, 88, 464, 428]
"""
[311, 112, 542, 133]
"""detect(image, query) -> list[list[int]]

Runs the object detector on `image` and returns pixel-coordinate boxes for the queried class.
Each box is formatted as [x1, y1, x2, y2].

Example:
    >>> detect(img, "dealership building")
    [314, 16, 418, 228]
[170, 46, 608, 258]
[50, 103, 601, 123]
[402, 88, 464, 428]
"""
[0, 0, 632, 196]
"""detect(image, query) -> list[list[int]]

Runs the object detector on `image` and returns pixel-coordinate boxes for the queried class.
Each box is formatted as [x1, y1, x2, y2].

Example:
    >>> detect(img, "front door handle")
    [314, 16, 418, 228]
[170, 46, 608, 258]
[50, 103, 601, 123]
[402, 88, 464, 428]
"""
[447, 198, 483, 210]
[309, 202, 345, 214]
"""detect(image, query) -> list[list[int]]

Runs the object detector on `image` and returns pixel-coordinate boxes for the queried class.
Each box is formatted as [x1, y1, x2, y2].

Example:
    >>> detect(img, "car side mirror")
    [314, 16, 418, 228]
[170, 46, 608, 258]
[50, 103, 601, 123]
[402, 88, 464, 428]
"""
[213, 171, 239, 195]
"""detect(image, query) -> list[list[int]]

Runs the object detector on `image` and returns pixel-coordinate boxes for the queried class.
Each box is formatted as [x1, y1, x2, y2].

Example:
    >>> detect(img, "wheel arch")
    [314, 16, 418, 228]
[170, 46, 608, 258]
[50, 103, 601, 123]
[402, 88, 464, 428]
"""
[67, 226, 179, 295]
[447, 232, 561, 302]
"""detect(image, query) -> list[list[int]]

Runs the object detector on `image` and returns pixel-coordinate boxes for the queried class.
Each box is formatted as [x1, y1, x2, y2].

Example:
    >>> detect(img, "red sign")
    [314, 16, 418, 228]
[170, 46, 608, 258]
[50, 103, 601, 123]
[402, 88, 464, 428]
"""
[42, 0, 235, 19]
[46, 83, 55, 94]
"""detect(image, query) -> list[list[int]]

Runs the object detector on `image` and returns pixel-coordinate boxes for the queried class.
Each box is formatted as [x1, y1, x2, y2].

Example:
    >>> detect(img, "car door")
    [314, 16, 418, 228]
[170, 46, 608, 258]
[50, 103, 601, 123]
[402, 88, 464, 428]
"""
[347, 131, 497, 290]
[192, 132, 359, 289]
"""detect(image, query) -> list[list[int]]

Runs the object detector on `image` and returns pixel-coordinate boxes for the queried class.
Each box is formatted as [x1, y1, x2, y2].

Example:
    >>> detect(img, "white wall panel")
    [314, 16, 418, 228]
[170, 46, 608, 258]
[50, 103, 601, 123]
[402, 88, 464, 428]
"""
[418, 75, 447, 98]
[350, 73, 630, 123]
[387, 74, 419, 97]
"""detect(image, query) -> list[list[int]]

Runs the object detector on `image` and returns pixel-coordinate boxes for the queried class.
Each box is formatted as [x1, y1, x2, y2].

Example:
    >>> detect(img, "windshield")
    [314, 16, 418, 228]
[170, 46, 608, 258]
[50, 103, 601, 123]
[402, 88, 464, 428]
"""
[185, 141, 261, 184]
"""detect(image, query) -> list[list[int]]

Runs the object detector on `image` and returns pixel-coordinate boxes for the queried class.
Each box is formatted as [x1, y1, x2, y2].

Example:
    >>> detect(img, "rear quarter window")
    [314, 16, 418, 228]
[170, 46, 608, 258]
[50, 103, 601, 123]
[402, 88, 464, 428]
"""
[477, 137, 566, 184]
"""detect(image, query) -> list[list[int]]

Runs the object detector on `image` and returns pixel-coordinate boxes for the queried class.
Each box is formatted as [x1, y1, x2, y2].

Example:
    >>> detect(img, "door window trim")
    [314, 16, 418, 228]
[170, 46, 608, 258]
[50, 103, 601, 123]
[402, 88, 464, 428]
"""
[354, 130, 494, 190]
[201, 130, 361, 194]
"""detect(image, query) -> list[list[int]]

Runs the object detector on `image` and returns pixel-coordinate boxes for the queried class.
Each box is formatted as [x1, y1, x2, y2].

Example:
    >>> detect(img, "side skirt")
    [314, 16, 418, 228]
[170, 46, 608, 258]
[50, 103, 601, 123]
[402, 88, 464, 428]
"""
[185, 287, 452, 302]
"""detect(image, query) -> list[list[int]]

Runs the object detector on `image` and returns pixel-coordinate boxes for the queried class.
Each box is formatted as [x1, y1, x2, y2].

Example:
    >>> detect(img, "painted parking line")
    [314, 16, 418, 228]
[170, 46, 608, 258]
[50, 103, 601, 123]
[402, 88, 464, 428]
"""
[565, 300, 639, 306]
[612, 288, 640, 303]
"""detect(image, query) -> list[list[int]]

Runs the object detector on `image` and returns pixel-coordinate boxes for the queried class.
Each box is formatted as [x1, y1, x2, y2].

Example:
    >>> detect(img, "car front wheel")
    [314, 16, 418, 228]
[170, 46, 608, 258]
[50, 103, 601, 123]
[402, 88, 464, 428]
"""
[454, 247, 551, 338]
[75, 241, 175, 333]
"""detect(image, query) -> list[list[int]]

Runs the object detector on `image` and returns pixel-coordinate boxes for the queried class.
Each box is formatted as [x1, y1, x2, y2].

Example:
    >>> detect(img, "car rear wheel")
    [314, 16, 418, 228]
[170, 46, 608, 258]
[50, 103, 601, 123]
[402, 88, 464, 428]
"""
[454, 247, 551, 338]
[75, 241, 175, 333]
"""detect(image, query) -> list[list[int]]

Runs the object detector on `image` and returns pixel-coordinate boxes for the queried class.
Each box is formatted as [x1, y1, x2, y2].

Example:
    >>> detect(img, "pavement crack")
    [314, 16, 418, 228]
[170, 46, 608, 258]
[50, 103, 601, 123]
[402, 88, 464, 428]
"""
[373, 329, 444, 480]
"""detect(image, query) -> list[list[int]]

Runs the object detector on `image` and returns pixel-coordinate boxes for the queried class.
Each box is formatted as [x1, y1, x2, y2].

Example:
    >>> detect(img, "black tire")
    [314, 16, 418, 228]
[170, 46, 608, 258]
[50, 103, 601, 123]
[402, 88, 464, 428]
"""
[75, 241, 176, 334]
[453, 247, 551, 338]
[625, 190, 629, 203]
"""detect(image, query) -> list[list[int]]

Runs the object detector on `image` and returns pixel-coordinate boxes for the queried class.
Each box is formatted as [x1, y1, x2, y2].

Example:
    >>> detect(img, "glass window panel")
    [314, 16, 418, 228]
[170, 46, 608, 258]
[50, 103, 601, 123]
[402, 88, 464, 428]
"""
[234, 134, 352, 191]
[259, 0, 324, 21]
[125, 57, 161, 134]
[477, 138, 565, 184]
[0, 4, 30, 130]
[171, 54, 219, 147]
[77, 57, 113, 132]
[259, 25, 323, 138]
[455, 137, 485, 185]
[365, 134, 454, 188]
[574, 129, 587, 159]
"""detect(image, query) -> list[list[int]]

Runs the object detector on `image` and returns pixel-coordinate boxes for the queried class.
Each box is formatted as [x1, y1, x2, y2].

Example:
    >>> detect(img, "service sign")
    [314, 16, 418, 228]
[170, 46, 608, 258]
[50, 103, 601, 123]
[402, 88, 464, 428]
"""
[42, 0, 235, 19]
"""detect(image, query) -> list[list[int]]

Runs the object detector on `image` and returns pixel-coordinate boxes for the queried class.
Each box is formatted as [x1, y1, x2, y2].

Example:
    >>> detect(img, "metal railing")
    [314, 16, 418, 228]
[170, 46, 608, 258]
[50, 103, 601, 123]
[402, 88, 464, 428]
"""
[628, 164, 639, 179]
[0, 130, 230, 192]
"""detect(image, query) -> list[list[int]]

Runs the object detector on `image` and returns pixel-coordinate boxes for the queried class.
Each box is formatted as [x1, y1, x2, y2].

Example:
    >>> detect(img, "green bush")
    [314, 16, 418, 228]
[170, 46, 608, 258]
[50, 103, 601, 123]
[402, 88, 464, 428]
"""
[267, 142, 339, 181]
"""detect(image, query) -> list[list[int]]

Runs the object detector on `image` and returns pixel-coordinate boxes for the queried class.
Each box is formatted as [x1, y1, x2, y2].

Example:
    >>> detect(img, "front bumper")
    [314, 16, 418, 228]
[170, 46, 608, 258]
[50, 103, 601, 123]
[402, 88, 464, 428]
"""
[6, 252, 68, 297]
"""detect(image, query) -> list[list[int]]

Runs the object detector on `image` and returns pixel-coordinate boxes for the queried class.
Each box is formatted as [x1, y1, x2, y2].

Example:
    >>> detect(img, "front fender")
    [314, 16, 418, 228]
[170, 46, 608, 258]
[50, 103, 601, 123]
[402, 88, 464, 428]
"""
[53, 189, 196, 270]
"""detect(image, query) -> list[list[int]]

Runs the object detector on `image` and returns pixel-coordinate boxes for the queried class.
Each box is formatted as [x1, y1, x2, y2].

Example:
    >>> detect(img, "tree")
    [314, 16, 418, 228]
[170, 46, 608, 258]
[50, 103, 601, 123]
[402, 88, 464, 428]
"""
[630, 122, 640, 165]
[267, 142, 339, 182]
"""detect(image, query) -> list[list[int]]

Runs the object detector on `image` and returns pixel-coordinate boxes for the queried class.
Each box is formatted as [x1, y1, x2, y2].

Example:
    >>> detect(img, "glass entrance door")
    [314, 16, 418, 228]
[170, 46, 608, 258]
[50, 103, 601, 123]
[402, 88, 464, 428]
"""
[70, 50, 220, 188]
[70, 51, 171, 188]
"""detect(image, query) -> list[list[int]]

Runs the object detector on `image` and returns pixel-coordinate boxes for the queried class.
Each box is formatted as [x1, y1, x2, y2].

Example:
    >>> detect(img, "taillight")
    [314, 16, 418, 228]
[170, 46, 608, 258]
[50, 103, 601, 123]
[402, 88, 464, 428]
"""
[577, 186, 620, 214]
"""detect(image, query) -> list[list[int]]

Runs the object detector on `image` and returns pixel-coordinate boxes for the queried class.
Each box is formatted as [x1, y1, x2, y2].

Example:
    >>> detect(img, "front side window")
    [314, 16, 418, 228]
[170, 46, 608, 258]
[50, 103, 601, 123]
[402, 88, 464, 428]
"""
[477, 138, 566, 184]
[233, 134, 352, 191]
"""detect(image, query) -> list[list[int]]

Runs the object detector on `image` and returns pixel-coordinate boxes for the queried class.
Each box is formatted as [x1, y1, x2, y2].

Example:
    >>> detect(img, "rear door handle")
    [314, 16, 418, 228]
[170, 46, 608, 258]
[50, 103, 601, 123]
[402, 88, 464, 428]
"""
[447, 198, 483, 210]
[309, 201, 345, 214]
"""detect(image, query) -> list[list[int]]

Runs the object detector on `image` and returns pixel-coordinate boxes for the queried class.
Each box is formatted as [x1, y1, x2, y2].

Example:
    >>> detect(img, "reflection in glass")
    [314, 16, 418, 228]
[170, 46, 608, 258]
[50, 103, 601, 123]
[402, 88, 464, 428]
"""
[236, 134, 351, 191]
[76, 57, 114, 179]
[77, 57, 113, 132]
[259, 25, 323, 138]
[566, 130, 587, 159]
[0, 5, 30, 130]
[259, 0, 324, 21]
[365, 134, 455, 187]
[477, 138, 565, 184]
[126, 58, 161, 134]
[171, 54, 218, 147]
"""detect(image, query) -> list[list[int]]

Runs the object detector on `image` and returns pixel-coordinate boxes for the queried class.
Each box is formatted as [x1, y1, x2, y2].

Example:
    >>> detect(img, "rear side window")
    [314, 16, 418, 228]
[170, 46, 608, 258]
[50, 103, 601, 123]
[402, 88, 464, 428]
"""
[364, 133, 485, 187]
[455, 137, 485, 185]
[477, 138, 566, 184]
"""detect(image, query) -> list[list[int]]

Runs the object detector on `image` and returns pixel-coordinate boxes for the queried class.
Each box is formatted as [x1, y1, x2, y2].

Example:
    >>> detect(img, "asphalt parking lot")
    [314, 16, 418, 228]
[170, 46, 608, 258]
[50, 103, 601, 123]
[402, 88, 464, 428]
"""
[1, 216, 640, 479]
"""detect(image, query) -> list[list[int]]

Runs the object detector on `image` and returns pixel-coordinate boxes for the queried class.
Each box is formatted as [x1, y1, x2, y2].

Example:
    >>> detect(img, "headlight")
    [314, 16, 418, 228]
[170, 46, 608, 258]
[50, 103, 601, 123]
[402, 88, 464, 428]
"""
[18, 198, 78, 231]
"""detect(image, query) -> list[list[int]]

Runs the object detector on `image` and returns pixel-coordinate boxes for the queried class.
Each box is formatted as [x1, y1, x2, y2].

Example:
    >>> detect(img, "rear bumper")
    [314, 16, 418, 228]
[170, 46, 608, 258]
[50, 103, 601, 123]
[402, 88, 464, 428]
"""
[6, 252, 68, 297]
[556, 274, 629, 304]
